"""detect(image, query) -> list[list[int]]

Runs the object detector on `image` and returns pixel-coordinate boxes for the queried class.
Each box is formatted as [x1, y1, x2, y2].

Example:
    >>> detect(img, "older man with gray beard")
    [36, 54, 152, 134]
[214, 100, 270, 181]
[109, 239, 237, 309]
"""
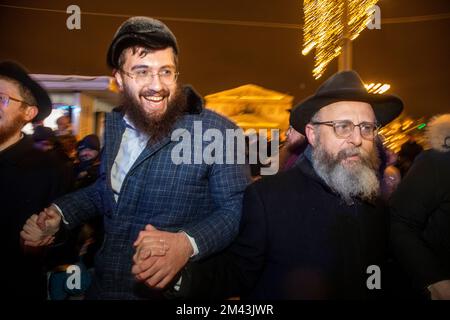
[168, 70, 404, 300]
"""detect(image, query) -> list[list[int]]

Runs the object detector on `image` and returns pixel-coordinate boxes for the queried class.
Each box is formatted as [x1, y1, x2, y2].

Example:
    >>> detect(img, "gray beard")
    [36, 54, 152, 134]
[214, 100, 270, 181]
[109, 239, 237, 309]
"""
[312, 144, 381, 205]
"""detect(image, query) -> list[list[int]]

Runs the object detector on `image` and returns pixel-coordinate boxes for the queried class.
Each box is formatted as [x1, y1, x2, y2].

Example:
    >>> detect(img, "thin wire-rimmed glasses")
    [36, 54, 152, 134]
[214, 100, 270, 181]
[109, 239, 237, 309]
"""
[120, 67, 179, 85]
[0, 92, 31, 108]
[311, 120, 379, 140]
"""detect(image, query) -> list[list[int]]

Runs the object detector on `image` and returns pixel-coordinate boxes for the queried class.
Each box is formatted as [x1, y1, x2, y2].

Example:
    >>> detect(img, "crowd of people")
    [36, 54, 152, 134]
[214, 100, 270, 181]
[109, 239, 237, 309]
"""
[1, 16, 449, 300]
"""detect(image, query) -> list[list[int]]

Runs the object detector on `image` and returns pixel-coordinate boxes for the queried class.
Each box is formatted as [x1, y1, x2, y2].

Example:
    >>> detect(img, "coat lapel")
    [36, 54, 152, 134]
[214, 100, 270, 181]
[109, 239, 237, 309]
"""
[105, 110, 126, 190]
[127, 115, 193, 174]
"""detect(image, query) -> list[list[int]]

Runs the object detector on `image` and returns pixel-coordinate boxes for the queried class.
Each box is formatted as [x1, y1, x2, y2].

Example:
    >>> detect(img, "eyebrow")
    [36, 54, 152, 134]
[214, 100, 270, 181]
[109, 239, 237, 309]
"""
[130, 65, 149, 71]
[130, 64, 176, 71]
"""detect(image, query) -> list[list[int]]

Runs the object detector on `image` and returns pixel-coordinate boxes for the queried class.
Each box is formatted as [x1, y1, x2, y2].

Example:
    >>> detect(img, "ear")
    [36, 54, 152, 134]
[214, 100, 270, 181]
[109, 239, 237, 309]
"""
[114, 70, 124, 91]
[305, 123, 317, 147]
[24, 106, 39, 122]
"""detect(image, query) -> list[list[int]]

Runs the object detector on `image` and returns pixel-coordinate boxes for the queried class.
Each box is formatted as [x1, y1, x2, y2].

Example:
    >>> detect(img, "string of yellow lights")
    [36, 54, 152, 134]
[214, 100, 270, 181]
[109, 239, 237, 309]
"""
[302, 0, 379, 79]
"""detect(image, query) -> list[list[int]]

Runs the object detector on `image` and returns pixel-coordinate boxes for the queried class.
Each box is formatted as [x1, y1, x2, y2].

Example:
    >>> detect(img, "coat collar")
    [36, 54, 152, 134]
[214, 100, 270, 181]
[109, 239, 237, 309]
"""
[295, 152, 334, 195]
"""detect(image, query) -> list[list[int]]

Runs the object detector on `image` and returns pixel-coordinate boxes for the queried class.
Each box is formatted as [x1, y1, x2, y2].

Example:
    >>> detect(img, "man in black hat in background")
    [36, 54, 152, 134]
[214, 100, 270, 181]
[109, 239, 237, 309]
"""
[0, 61, 70, 299]
[170, 70, 404, 299]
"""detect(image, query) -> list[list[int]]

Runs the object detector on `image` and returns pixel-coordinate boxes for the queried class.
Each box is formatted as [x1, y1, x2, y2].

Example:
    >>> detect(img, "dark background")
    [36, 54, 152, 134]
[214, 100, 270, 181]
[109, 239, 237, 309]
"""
[0, 0, 449, 118]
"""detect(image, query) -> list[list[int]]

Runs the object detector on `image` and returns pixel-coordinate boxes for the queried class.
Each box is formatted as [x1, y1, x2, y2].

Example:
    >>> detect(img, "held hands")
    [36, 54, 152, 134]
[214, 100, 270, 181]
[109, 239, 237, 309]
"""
[20, 206, 62, 247]
[132, 224, 193, 289]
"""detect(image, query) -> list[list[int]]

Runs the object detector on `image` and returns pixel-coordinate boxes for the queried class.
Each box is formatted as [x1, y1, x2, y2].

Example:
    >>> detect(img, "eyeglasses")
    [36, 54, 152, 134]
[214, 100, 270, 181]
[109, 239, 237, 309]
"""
[311, 120, 379, 139]
[121, 67, 179, 85]
[0, 92, 31, 108]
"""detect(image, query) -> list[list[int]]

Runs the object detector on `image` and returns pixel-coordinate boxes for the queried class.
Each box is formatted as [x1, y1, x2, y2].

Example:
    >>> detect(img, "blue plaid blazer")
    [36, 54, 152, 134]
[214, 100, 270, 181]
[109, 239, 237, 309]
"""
[54, 86, 250, 299]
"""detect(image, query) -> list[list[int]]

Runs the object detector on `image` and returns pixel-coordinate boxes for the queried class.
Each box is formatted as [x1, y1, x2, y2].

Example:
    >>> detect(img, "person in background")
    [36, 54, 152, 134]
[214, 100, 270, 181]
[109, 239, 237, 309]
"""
[0, 61, 70, 299]
[279, 125, 307, 171]
[74, 134, 101, 190]
[375, 137, 401, 202]
[33, 125, 75, 192]
[396, 136, 423, 178]
[55, 115, 73, 137]
[390, 114, 450, 300]
[47, 134, 103, 300]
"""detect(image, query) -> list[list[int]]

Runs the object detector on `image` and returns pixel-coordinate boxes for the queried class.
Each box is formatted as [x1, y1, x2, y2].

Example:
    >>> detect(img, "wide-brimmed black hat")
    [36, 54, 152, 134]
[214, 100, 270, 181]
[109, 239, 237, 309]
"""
[290, 70, 403, 135]
[107, 16, 179, 69]
[0, 61, 52, 121]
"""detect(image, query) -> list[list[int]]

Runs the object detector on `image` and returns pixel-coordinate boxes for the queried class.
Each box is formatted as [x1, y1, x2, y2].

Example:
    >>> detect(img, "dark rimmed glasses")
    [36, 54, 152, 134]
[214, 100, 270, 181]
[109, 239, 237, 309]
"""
[311, 120, 379, 139]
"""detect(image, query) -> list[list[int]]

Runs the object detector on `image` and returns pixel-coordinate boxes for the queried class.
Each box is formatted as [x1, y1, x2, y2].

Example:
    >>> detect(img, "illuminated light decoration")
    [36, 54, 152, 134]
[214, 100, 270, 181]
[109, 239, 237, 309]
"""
[417, 123, 427, 130]
[379, 116, 428, 153]
[302, 0, 379, 79]
[364, 83, 391, 94]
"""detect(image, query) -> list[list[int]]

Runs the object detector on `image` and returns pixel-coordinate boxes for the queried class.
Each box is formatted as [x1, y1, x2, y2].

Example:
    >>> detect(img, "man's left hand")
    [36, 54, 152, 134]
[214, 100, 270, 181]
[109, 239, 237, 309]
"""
[131, 224, 193, 289]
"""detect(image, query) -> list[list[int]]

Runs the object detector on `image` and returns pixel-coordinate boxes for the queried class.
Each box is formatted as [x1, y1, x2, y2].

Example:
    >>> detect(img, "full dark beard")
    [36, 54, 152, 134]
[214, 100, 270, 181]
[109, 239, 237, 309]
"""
[312, 144, 381, 205]
[120, 85, 187, 143]
[0, 110, 26, 146]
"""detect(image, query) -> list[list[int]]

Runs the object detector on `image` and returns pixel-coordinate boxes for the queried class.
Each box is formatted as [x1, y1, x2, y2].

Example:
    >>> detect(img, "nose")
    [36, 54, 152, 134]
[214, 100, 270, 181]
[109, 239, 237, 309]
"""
[147, 73, 163, 91]
[347, 126, 363, 146]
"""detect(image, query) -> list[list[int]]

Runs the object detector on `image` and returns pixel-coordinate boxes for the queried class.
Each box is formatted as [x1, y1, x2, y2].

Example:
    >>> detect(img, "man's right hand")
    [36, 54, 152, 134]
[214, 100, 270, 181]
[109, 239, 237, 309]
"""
[20, 206, 62, 247]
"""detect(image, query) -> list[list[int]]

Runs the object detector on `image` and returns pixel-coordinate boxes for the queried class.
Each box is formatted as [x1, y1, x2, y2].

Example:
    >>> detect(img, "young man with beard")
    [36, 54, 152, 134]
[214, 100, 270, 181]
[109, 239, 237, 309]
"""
[0, 61, 69, 299]
[20, 16, 249, 299]
[169, 70, 403, 299]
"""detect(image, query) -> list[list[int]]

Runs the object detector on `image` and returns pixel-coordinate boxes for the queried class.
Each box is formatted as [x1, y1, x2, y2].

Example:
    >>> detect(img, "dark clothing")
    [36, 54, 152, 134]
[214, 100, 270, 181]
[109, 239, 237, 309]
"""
[177, 155, 389, 299]
[390, 149, 450, 290]
[74, 158, 101, 190]
[47, 146, 75, 192]
[0, 135, 69, 299]
[396, 141, 423, 177]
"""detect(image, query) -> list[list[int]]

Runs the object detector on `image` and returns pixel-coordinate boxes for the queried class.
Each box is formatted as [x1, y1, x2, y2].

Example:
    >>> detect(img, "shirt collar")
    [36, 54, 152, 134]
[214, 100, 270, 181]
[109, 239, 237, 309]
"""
[123, 114, 136, 130]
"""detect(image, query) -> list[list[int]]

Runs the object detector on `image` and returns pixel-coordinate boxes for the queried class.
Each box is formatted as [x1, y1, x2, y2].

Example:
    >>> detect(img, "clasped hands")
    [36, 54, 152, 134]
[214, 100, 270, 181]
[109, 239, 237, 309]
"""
[131, 224, 193, 290]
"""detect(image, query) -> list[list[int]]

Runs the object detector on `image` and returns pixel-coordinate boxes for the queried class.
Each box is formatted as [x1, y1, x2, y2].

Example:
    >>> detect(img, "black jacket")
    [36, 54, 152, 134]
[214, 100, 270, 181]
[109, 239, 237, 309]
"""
[175, 155, 389, 299]
[0, 135, 69, 299]
[390, 149, 450, 290]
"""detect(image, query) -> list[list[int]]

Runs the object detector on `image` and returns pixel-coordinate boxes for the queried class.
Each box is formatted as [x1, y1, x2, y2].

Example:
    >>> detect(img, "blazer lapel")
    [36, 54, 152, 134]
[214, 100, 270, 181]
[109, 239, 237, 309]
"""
[127, 116, 192, 174]
[105, 111, 126, 196]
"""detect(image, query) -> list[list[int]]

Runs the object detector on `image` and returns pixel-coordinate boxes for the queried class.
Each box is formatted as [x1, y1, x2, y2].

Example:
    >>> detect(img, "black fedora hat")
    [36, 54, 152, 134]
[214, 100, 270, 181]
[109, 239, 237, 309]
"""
[0, 61, 52, 121]
[290, 70, 403, 135]
[107, 16, 179, 69]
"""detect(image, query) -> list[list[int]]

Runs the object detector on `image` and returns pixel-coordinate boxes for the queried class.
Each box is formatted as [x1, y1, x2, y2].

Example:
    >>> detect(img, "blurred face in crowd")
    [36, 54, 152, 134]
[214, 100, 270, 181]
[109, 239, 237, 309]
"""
[33, 140, 54, 152]
[57, 116, 70, 131]
[114, 46, 186, 141]
[78, 148, 99, 162]
[0, 78, 37, 149]
[286, 126, 305, 150]
[305, 101, 381, 204]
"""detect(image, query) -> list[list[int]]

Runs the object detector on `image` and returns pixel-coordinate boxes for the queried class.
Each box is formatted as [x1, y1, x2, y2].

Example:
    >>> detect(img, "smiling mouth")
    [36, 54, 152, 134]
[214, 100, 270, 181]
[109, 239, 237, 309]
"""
[142, 95, 164, 103]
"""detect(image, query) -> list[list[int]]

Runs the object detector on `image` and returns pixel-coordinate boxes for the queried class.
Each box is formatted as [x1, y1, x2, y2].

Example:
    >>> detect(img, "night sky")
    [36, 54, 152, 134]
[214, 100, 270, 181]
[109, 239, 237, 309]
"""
[1, 0, 449, 118]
